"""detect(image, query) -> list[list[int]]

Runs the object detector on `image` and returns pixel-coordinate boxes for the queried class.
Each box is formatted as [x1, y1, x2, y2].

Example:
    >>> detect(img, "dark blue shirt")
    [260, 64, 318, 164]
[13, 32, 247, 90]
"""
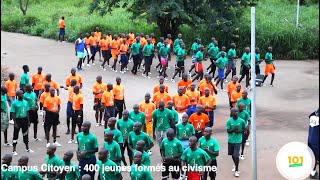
[308, 109, 319, 145]
[186, 105, 197, 117]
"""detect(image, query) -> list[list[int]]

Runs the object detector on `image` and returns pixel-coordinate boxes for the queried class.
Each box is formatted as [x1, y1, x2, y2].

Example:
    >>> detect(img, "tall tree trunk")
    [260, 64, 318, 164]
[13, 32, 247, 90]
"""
[19, 0, 29, 16]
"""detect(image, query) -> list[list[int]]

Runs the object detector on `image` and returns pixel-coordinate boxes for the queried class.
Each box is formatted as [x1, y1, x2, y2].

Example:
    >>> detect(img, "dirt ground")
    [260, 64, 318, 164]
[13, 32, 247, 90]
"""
[1, 31, 319, 180]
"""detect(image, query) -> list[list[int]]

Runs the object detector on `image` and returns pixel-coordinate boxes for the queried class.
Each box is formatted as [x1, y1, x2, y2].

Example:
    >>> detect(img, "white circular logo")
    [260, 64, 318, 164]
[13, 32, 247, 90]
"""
[276, 142, 315, 180]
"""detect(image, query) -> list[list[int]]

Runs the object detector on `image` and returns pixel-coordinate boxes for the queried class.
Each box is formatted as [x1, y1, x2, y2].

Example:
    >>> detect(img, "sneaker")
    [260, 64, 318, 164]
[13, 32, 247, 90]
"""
[240, 155, 245, 160]
[147, 76, 151, 79]
[263, 84, 267, 87]
[92, 63, 96, 66]
[26, 149, 34, 153]
[33, 138, 42, 141]
[234, 171, 240, 177]
[53, 142, 62, 147]
[270, 84, 275, 87]
[101, 123, 105, 126]
[103, 68, 107, 71]
[3, 143, 13, 147]
[87, 64, 91, 67]
[232, 166, 236, 172]
[108, 65, 111, 68]
[74, 141, 78, 144]
[9, 120, 14, 125]
[148, 150, 152, 155]
[149, 72, 152, 75]
[222, 89, 226, 92]
[100, 65, 104, 69]
[121, 71, 124, 74]
[310, 171, 319, 179]
[95, 123, 100, 127]
[12, 151, 18, 156]
[245, 140, 250, 147]
[46, 143, 51, 148]
[68, 139, 75, 144]
[171, 79, 175, 83]
[114, 70, 118, 73]
[224, 79, 228, 83]
[82, 63, 84, 66]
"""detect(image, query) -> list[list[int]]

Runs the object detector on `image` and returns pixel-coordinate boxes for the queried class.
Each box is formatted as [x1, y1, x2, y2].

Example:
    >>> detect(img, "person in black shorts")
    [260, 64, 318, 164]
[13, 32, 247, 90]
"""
[102, 83, 115, 129]
[11, 90, 34, 156]
[68, 86, 83, 144]
[172, 43, 186, 82]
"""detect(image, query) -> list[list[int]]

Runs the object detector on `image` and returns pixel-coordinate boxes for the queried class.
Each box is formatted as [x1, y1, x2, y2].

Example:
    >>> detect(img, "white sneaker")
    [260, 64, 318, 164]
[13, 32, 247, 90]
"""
[46, 143, 50, 148]
[26, 149, 34, 153]
[92, 63, 95, 66]
[263, 84, 267, 87]
[3, 143, 13, 147]
[121, 71, 124, 74]
[68, 139, 75, 144]
[148, 150, 152, 155]
[103, 68, 107, 71]
[270, 84, 275, 87]
[232, 166, 236, 172]
[246, 140, 250, 147]
[142, 74, 146, 77]
[12, 151, 18, 156]
[240, 155, 245, 160]
[114, 70, 118, 73]
[101, 123, 104, 126]
[149, 72, 152, 75]
[147, 76, 151, 79]
[53, 142, 62, 147]
[9, 120, 14, 125]
[108, 65, 111, 68]
[222, 89, 226, 92]
[171, 79, 175, 83]
[234, 171, 240, 177]
[82, 63, 84, 66]
[87, 64, 91, 67]
[95, 123, 100, 127]
[224, 79, 228, 83]
[33, 138, 42, 141]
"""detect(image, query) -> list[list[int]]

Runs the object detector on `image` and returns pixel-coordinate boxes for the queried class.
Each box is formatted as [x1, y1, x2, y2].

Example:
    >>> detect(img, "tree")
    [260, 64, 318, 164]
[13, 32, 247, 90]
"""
[19, 0, 30, 15]
[89, 0, 249, 38]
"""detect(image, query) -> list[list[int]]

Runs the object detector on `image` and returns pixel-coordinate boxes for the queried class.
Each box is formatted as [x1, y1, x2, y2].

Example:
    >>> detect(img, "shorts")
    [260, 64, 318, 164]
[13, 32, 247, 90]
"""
[1, 111, 9, 132]
[93, 98, 102, 111]
[44, 111, 60, 128]
[187, 171, 201, 180]
[59, 28, 65, 36]
[161, 58, 168, 66]
[103, 106, 115, 121]
[177, 61, 184, 68]
[85, 48, 91, 56]
[34, 90, 40, 98]
[90, 46, 97, 55]
[120, 54, 128, 64]
[28, 110, 38, 124]
[228, 143, 241, 157]
[218, 69, 225, 79]
[77, 52, 85, 59]
[112, 54, 118, 60]
[180, 139, 189, 150]
[162, 160, 180, 179]
[79, 156, 96, 179]
[227, 60, 236, 70]
[308, 143, 319, 160]
[155, 129, 167, 144]
[241, 65, 250, 75]
[72, 110, 83, 127]
[195, 62, 203, 72]
[265, 64, 275, 75]
[66, 101, 73, 117]
[242, 130, 249, 143]
[146, 119, 153, 136]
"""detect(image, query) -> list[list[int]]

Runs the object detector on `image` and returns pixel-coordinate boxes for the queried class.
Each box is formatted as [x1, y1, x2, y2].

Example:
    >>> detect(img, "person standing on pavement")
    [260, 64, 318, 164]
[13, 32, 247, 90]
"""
[308, 108, 319, 179]
[114, 77, 126, 119]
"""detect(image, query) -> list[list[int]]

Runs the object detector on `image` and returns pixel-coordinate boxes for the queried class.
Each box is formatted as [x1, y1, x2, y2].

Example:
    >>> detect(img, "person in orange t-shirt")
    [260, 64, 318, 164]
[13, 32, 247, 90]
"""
[43, 88, 61, 146]
[128, 30, 135, 45]
[92, 75, 107, 127]
[198, 88, 217, 127]
[84, 33, 91, 65]
[65, 68, 83, 88]
[150, 33, 156, 46]
[153, 76, 169, 95]
[119, 39, 129, 73]
[87, 32, 98, 66]
[172, 86, 190, 121]
[227, 76, 240, 108]
[70, 85, 83, 143]
[113, 77, 126, 119]
[101, 83, 115, 129]
[58, 16, 65, 42]
[139, 93, 156, 135]
[152, 85, 172, 108]
[39, 84, 51, 112]
[94, 27, 102, 62]
[198, 75, 217, 96]
[230, 84, 243, 107]
[185, 83, 200, 105]
[41, 74, 59, 96]
[166, 34, 173, 51]
[31, 66, 46, 98]
[188, 104, 209, 139]
[110, 35, 120, 72]
[4, 73, 18, 106]
[177, 73, 192, 93]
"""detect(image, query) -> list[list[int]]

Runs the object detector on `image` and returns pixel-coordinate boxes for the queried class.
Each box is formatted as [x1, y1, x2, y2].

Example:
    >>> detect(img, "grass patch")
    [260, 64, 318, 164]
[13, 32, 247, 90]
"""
[1, 0, 319, 59]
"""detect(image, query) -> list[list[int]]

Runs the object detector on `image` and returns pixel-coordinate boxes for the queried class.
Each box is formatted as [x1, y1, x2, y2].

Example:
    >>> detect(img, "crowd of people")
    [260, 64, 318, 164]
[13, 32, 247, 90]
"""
[1, 24, 280, 180]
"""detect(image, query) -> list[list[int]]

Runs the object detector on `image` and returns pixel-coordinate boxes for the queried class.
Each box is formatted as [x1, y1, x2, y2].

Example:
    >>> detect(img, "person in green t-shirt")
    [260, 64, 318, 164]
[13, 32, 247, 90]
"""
[155, 37, 165, 71]
[76, 121, 98, 179]
[133, 140, 151, 166]
[173, 39, 183, 55]
[24, 84, 41, 141]
[262, 46, 276, 86]
[191, 45, 206, 83]
[97, 148, 122, 180]
[235, 90, 252, 115]
[226, 108, 247, 177]
[130, 151, 153, 180]
[167, 101, 179, 124]
[1, 154, 16, 180]
[128, 122, 154, 154]
[198, 127, 220, 180]
[131, 36, 142, 75]
[224, 43, 237, 82]
[158, 40, 171, 78]
[206, 40, 219, 76]
[237, 102, 251, 160]
[255, 47, 263, 75]
[181, 136, 212, 178]
[103, 131, 122, 166]
[17, 156, 42, 180]
[160, 128, 183, 179]
[129, 105, 146, 130]
[1, 86, 11, 146]
[207, 37, 216, 50]
[39, 144, 62, 179]
[142, 39, 154, 78]
[173, 34, 182, 50]
[117, 110, 135, 166]
[171, 43, 187, 82]
[152, 101, 174, 145]
[59, 150, 80, 180]
[176, 113, 195, 149]
[104, 117, 124, 145]
[188, 38, 202, 75]
[238, 47, 251, 89]
[20, 65, 30, 92]
[215, 51, 228, 90]
[11, 90, 32, 156]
